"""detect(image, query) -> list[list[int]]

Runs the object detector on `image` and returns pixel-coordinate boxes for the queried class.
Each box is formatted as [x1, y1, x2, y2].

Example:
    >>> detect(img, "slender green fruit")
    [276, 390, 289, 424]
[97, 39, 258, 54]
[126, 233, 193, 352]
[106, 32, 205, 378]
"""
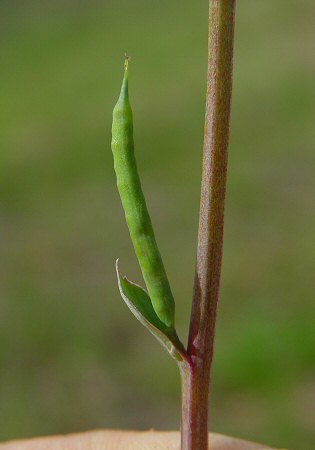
[111, 58, 175, 328]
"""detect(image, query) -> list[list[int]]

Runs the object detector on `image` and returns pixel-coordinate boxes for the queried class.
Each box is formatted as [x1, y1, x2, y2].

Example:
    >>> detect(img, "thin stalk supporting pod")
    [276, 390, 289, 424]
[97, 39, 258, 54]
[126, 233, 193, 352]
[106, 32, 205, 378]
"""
[183, 1, 236, 449]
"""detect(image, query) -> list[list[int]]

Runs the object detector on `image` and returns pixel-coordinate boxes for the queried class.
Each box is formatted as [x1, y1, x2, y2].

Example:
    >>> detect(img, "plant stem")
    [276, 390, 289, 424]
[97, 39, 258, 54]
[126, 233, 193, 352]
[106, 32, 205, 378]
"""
[181, 1, 236, 449]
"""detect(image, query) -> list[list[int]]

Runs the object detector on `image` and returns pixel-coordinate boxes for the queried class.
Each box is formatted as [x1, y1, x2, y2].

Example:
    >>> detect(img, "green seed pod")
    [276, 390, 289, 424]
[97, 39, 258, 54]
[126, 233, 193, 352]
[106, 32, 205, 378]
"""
[111, 58, 175, 328]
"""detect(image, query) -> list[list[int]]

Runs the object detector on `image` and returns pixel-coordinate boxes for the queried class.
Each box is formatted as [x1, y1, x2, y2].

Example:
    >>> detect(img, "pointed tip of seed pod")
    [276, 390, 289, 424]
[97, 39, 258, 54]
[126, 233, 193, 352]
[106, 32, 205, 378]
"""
[118, 54, 130, 100]
[123, 54, 130, 85]
[124, 53, 131, 69]
[113, 55, 132, 115]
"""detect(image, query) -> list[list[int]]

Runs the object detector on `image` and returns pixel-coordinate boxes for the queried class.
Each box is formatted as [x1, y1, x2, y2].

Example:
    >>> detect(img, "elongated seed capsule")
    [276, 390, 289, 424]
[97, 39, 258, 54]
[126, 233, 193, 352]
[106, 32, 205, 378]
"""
[111, 58, 175, 328]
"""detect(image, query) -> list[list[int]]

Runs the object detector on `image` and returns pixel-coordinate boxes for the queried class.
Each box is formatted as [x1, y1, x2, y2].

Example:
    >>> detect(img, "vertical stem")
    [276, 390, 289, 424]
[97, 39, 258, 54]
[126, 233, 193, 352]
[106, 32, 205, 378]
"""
[181, 1, 236, 449]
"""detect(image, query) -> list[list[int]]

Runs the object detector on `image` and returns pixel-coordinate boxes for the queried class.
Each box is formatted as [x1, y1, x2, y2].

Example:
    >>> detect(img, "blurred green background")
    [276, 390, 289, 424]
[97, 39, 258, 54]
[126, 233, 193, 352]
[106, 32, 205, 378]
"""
[1, 1, 315, 449]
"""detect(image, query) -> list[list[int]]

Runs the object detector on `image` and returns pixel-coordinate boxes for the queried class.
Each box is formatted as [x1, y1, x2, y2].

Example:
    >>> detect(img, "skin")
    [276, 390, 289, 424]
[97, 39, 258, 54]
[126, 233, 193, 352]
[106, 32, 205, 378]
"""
[0, 430, 279, 450]
[111, 59, 175, 328]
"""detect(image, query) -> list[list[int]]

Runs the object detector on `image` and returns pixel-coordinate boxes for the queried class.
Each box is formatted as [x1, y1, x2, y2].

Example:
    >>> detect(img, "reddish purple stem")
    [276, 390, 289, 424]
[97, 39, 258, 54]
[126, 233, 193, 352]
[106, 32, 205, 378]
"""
[180, 1, 236, 449]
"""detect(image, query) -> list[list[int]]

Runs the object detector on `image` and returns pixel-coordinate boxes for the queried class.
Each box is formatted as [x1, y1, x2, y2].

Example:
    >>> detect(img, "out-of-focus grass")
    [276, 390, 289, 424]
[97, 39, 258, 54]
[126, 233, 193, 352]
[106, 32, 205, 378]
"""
[1, 1, 315, 449]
